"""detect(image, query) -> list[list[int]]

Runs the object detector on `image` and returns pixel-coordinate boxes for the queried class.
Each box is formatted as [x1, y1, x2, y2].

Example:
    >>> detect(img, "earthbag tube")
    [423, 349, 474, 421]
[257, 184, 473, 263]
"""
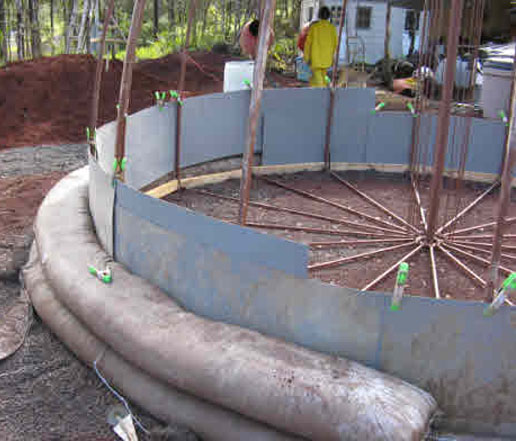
[33, 167, 438, 440]
[22, 247, 299, 441]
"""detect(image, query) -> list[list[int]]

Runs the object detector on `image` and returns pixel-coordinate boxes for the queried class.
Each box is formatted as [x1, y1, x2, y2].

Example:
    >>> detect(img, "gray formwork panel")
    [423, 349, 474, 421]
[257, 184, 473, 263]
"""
[262, 88, 330, 165]
[112, 184, 516, 437]
[330, 88, 375, 164]
[180, 90, 261, 167]
[365, 112, 414, 165]
[125, 105, 177, 189]
[114, 182, 308, 278]
[88, 155, 114, 256]
[378, 296, 516, 437]
[95, 120, 117, 174]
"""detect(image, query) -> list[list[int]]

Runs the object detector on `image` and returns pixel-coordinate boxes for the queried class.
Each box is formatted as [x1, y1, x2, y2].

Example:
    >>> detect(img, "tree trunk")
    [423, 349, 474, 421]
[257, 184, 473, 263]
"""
[28, 0, 41, 58]
[15, 0, 24, 60]
[153, 0, 159, 39]
[167, 0, 174, 24]
[0, 0, 7, 63]
[66, 0, 79, 53]
[77, 0, 90, 52]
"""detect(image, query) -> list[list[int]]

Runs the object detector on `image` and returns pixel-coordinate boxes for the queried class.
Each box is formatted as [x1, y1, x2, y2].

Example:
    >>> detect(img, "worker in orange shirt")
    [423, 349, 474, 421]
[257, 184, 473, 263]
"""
[303, 6, 337, 87]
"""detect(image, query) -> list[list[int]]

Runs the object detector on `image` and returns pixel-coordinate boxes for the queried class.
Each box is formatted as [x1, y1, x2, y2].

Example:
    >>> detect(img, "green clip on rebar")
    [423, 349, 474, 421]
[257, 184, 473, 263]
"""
[169, 90, 183, 106]
[325, 75, 331, 86]
[112, 157, 127, 173]
[391, 262, 409, 311]
[243, 79, 252, 89]
[371, 102, 386, 115]
[498, 110, 509, 127]
[88, 265, 112, 284]
[155, 91, 168, 110]
[406, 102, 416, 117]
[483, 272, 516, 317]
[86, 127, 91, 141]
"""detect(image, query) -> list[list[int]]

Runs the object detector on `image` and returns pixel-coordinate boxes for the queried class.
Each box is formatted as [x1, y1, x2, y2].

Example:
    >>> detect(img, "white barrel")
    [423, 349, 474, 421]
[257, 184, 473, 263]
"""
[480, 46, 514, 119]
[223, 61, 255, 93]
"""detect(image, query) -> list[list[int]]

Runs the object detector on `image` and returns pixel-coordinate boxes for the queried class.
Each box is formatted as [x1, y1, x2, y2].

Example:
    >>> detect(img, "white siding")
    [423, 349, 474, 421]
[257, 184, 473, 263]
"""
[300, 0, 421, 65]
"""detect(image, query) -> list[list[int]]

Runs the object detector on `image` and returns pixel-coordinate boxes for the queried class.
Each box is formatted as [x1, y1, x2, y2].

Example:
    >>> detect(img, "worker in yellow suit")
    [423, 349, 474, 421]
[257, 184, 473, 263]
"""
[303, 6, 337, 87]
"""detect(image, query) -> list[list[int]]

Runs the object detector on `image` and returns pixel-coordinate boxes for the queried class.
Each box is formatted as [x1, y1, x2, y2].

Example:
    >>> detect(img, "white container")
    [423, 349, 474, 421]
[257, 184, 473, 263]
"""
[480, 44, 515, 119]
[481, 63, 513, 120]
[223, 61, 255, 93]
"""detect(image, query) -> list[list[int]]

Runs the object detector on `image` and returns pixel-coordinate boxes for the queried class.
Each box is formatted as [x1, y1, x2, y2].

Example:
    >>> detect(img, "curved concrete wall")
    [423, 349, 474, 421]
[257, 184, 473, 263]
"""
[92, 88, 516, 437]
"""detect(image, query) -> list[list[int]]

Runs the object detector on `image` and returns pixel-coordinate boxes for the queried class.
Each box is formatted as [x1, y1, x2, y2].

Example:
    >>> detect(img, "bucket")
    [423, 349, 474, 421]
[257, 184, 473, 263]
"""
[223, 61, 255, 93]
[295, 56, 311, 82]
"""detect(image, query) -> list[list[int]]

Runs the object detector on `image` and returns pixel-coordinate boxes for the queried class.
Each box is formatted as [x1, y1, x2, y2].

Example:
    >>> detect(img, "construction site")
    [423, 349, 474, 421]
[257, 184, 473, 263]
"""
[1, 0, 516, 439]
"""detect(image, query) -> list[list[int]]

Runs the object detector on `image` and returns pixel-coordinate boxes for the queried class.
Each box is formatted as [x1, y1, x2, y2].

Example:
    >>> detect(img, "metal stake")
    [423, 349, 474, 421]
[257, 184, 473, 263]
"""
[238, 0, 275, 225]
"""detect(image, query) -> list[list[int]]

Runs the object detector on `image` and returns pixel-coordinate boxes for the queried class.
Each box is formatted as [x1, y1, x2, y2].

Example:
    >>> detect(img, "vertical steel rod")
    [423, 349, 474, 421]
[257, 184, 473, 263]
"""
[90, 0, 115, 144]
[114, 0, 147, 181]
[412, 178, 428, 233]
[238, 0, 275, 225]
[174, 0, 197, 185]
[426, 0, 464, 240]
[323, 0, 349, 169]
[383, 0, 393, 90]
[486, 50, 516, 299]
[429, 245, 441, 298]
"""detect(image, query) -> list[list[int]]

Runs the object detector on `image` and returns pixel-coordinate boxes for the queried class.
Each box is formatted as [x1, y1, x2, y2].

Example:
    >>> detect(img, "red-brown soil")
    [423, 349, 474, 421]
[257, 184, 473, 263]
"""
[0, 51, 300, 150]
[166, 171, 516, 304]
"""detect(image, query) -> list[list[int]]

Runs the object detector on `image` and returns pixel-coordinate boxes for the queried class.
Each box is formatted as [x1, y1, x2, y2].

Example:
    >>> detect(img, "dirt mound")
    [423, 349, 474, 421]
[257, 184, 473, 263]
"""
[0, 54, 173, 149]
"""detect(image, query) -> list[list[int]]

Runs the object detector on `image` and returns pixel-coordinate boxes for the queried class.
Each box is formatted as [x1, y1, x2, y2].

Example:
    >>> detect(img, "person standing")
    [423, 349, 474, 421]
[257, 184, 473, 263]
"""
[239, 19, 275, 60]
[303, 6, 337, 87]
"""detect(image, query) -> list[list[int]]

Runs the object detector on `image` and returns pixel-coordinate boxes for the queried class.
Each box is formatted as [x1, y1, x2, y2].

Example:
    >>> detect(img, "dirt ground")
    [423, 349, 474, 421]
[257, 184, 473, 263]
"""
[0, 144, 200, 440]
[166, 170, 516, 303]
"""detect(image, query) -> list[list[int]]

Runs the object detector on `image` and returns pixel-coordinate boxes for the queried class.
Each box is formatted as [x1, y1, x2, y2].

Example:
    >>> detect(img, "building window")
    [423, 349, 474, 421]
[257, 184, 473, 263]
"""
[308, 6, 313, 21]
[356, 6, 372, 29]
[405, 10, 420, 31]
[330, 6, 342, 25]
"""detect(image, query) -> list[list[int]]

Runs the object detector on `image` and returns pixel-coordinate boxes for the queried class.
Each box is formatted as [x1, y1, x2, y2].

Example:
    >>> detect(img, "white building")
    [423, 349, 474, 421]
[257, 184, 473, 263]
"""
[300, 0, 422, 65]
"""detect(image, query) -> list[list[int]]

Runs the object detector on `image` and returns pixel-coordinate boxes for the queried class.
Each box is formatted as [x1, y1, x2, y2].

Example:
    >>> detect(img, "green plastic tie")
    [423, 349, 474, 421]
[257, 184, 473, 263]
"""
[325, 75, 331, 85]
[390, 303, 401, 312]
[396, 262, 409, 286]
[86, 127, 91, 141]
[112, 157, 127, 172]
[169, 90, 183, 106]
[406, 102, 416, 117]
[498, 110, 509, 126]
[121, 157, 127, 171]
[88, 265, 97, 275]
[243, 79, 252, 88]
[502, 272, 516, 290]
[371, 102, 386, 115]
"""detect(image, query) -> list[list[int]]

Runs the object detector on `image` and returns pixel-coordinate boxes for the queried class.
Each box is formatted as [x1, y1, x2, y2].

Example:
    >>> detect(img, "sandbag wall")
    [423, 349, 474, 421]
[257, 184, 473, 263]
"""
[92, 87, 516, 437]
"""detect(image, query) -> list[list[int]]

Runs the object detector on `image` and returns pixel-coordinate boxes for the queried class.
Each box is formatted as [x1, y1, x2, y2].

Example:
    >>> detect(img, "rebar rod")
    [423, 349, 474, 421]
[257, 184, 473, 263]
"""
[309, 241, 416, 271]
[114, 0, 147, 182]
[450, 240, 516, 253]
[174, 0, 198, 184]
[451, 234, 516, 241]
[429, 245, 441, 298]
[238, 0, 275, 225]
[426, 0, 464, 239]
[90, 0, 115, 137]
[411, 177, 428, 233]
[436, 181, 499, 234]
[310, 238, 413, 248]
[246, 222, 406, 238]
[437, 244, 486, 288]
[486, 50, 516, 299]
[443, 243, 513, 276]
[445, 241, 516, 264]
[323, 0, 349, 168]
[330, 171, 419, 234]
[443, 217, 516, 236]
[361, 245, 423, 291]
[196, 189, 407, 236]
[260, 177, 408, 233]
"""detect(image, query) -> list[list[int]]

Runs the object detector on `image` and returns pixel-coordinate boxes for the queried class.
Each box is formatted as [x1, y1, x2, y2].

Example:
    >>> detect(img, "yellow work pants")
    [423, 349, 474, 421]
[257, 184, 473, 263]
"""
[310, 68, 327, 88]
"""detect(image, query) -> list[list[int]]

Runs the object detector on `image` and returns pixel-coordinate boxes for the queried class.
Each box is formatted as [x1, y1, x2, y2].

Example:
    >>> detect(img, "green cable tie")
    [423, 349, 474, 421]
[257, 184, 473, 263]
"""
[406, 102, 416, 117]
[154, 91, 160, 100]
[243, 79, 251, 88]
[390, 303, 401, 312]
[325, 75, 331, 85]
[502, 272, 516, 290]
[86, 127, 91, 141]
[371, 102, 386, 115]
[498, 110, 509, 126]
[121, 157, 127, 171]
